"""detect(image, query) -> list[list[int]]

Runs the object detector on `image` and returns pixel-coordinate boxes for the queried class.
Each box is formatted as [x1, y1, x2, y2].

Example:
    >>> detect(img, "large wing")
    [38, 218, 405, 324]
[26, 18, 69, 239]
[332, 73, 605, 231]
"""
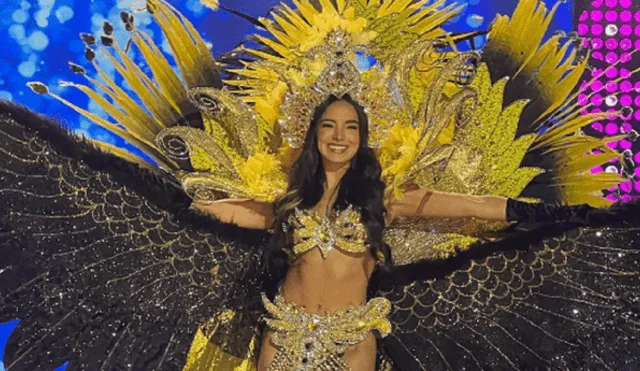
[0, 101, 266, 371]
[375, 209, 640, 370]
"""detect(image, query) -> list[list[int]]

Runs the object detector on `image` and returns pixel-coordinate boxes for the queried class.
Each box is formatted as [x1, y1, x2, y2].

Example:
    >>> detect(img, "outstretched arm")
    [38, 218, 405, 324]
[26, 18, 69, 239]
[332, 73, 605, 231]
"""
[387, 188, 508, 222]
[192, 199, 274, 230]
[387, 187, 613, 226]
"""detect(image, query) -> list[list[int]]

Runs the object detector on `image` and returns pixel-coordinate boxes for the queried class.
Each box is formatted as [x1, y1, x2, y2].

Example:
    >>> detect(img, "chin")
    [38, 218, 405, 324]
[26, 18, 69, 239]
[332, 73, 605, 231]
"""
[325, 155, 353, 164]
[320, 148, 357, 165]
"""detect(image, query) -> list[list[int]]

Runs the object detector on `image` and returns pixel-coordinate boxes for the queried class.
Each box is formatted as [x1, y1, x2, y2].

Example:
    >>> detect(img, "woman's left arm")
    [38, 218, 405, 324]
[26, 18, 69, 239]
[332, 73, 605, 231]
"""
[387, 188, 508, 222]
[387, 187, 614, 226]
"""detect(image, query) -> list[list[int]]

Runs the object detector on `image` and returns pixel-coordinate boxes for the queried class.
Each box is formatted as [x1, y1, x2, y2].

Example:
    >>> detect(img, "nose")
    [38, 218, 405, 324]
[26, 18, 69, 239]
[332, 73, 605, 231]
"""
[331, 124, 344, 142]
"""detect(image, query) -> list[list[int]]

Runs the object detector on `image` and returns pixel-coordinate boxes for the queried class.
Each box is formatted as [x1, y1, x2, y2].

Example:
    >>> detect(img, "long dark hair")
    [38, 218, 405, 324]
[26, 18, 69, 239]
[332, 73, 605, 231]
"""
[262, 94, 392, 290]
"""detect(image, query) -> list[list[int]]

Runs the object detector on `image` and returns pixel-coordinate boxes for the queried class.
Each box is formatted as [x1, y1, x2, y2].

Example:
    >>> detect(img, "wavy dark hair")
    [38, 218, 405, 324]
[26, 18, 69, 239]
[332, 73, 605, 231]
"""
[262, 95, 392, 291]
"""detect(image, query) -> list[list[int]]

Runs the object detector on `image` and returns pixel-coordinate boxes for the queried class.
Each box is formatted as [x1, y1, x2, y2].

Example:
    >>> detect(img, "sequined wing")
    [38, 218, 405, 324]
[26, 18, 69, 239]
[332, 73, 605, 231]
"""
[0, 101, 266, 371]
[376, 210, 640, 370]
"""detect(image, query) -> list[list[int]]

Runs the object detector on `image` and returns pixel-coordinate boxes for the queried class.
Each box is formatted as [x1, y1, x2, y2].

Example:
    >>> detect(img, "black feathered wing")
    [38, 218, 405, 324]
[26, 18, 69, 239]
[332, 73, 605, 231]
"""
[0, 101, 265, 371]
[481, 0, 636, 205]
[376, 212, 640, 370]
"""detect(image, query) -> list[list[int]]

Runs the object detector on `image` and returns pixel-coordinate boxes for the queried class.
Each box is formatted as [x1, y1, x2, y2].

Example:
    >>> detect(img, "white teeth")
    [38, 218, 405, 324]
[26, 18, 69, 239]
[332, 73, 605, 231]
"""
[328, 144, 347, 151]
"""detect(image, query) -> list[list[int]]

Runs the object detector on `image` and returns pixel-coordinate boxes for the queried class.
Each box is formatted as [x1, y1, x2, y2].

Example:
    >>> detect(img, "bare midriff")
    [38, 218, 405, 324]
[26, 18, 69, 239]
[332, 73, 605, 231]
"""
[280, 246, 376, 314]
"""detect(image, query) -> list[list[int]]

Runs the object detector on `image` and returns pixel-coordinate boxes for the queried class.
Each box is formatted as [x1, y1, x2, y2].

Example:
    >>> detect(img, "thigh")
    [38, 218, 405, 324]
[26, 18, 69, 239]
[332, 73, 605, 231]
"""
[257, 330, 277, 371]
[342, 332, 377, 371]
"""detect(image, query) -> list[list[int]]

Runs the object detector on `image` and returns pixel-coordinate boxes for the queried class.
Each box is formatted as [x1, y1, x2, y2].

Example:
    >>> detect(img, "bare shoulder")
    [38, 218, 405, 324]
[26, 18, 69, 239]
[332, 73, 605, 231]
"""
[192, 198, 274, 230]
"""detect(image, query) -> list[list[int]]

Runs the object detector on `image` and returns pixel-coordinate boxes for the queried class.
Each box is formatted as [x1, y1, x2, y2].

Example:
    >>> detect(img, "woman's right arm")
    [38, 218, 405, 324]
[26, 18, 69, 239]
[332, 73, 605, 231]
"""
[191, 199, 274, 230]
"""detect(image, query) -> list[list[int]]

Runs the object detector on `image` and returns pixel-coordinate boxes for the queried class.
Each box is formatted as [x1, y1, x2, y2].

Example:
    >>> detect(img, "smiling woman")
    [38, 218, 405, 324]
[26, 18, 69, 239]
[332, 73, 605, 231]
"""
[317, 99, 362, 166]
[3, 1, 640, 371]
[253, 94, 389, 370]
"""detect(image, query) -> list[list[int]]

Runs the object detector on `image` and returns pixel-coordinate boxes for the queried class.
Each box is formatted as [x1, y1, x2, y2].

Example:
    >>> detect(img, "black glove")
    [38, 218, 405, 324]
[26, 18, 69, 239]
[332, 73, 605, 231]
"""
[506, 198, 600, 224]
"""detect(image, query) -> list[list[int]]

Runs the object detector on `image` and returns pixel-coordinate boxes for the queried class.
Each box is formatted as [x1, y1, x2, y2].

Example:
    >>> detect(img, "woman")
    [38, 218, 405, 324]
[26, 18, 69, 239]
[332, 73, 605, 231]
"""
[193, 95, 560, 371]
[0, 95, 635, 371]
[1, 1, 639, 370]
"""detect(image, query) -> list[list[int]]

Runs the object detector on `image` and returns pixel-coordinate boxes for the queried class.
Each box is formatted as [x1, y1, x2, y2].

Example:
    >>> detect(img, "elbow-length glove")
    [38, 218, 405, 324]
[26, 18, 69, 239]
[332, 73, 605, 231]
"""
[505, 198, 616, 225]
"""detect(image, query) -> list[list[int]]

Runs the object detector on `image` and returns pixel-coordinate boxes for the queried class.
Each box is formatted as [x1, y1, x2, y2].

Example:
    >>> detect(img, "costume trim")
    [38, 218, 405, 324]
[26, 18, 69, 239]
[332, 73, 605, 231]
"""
[261, 293, 392, 370]
[289, 205, 368, 259]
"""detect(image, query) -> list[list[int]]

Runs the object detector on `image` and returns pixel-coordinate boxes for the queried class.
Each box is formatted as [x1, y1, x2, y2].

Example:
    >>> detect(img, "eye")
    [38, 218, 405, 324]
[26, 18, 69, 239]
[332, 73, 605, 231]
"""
[347, 124, 359, 130]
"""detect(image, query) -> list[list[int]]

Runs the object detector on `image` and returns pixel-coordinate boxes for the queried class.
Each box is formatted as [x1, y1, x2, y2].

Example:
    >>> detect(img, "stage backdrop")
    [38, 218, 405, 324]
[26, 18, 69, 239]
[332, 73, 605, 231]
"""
[0, 0, 571, 156]
[575, 0, 640, 202]
[3, 0, 636, 370]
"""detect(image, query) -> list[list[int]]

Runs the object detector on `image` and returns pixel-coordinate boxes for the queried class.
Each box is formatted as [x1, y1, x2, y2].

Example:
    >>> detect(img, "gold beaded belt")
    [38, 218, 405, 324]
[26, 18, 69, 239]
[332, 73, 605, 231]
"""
[262, 293, 392, 371]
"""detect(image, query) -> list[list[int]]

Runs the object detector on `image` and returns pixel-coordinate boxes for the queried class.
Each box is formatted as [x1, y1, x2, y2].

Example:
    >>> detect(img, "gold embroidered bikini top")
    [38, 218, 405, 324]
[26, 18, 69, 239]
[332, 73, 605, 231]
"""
[287, 205, 368, 259]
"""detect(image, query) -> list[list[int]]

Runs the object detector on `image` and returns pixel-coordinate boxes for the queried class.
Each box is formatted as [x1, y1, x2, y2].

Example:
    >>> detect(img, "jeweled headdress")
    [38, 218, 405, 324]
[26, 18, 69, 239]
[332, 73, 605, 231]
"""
[273, 28, 409, 148]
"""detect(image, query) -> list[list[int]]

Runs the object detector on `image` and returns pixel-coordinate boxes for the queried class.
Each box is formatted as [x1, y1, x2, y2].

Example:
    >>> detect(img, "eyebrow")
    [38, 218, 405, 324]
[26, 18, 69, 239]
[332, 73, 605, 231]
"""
[319, 119, 360, 124]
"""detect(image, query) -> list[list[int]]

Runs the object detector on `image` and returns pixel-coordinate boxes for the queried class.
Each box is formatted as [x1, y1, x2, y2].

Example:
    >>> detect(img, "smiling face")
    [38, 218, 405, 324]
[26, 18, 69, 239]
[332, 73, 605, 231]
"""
[316, 100, 361, 166]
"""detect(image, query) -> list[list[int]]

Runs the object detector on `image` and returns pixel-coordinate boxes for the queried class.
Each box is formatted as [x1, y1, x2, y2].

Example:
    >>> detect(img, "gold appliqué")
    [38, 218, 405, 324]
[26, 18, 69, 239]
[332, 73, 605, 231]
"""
[289, 205, 368, 258]
[262, 293, 392, 371]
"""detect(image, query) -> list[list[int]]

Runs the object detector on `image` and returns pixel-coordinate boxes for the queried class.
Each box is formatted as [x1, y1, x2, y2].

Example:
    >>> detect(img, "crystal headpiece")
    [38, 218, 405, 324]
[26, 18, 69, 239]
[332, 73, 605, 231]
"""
[276, 29, 408, 148]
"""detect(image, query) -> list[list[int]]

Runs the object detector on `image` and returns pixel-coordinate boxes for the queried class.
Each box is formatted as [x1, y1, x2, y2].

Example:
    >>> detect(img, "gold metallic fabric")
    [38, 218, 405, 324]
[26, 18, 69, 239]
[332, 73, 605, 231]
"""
[184, 328, 256, 371]
[289, 205, 368, 259]
[262, 293, 392, 370]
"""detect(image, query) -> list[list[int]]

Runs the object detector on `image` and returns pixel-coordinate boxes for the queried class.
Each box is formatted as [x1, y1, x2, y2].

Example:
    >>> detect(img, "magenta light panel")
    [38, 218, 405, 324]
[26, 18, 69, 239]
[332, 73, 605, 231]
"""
[577, 0, 639, 201]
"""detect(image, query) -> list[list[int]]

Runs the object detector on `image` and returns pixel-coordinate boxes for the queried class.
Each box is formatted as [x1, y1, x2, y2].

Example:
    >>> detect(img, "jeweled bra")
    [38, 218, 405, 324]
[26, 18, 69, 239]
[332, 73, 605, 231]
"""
[287, 205, 368, 259]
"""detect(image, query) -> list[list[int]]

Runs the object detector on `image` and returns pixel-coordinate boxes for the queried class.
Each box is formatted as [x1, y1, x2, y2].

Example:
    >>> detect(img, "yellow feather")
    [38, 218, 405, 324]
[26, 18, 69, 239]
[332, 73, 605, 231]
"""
[268, 13, 302, 45]
[199, 0, 219, 10]
[238, 153, 288, 201]
[131, 31, 187, 114]
[292, 0, 322, 22]
[533, 112, 612, 149]
[255, 35, 296, 59]
[319, 0, 339, 14]
[37, 87, 173, 169]
[278, 4, 312, 31]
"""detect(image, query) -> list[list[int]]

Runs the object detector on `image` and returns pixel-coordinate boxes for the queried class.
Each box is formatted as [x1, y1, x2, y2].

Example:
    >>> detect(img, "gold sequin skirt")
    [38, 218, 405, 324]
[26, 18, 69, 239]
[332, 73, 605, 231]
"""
[261, 293, 392, 371]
